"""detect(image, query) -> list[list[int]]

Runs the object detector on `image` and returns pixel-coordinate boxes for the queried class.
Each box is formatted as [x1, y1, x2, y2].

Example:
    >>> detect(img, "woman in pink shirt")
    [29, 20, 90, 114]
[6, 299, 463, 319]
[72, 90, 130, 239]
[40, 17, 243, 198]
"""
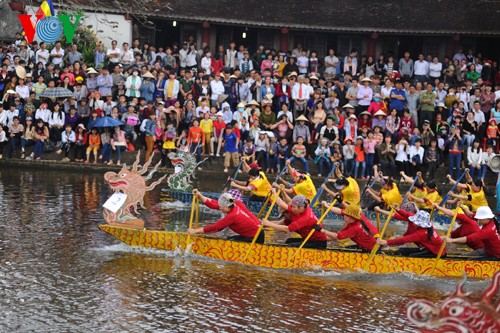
[364, 131, 377, 178]
[110, 126, 127, 165]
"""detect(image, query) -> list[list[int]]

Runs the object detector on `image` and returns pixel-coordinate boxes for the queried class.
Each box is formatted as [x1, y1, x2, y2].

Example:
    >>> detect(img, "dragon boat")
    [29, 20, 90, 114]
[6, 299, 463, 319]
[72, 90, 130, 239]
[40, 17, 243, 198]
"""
[161, 188, 454, 226]
[99, 153, 499, 279]
[99, 224, 500, 278]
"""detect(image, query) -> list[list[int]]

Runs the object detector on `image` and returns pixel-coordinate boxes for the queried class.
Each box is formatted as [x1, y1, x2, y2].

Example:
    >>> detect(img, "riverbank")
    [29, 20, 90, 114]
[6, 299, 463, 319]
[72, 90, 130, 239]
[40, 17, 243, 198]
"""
[0, 148, 498, 193]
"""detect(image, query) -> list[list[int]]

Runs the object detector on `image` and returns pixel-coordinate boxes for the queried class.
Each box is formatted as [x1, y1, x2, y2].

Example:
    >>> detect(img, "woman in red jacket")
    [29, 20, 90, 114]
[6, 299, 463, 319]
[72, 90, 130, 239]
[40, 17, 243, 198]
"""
[432, 202, 483, 251]
[187, 190, 264, 243]
[262, 189, 328, 249]
[445, 206, 500, 259]
[375, 201, 420, 239]
[376, 209, 446, 257]
[317, 203, 378, 252]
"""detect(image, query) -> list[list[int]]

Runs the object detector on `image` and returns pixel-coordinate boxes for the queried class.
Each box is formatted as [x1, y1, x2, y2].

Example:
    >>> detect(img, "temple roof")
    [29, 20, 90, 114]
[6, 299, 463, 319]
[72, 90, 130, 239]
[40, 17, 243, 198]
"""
[57, 0, 500, 35]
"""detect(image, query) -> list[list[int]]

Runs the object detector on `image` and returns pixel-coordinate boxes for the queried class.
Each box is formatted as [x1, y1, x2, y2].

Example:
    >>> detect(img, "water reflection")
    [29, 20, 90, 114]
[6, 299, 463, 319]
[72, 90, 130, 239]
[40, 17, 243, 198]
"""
[0, 168, 492, 332]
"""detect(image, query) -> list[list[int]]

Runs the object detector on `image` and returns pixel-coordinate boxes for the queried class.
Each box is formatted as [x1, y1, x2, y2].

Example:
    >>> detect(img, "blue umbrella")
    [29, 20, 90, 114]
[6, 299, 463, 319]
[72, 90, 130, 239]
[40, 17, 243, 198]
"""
[39, 87, 75, 99]
[91, 116, 124, 128]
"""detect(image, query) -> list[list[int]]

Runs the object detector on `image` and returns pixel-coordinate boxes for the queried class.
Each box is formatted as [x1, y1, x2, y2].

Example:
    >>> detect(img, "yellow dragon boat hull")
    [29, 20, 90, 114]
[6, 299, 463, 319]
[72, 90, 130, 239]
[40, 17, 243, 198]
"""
[99, 224, 500, 278]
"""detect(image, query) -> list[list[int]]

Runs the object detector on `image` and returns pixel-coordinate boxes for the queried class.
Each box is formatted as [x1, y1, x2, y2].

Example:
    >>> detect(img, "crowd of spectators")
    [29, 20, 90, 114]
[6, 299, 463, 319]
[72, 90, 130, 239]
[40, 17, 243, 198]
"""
[0, 35, 499, 183]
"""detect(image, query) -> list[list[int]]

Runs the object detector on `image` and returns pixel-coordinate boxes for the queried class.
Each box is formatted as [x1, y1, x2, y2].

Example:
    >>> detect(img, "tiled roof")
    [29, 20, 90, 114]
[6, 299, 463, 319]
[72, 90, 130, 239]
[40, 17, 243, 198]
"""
[58, 0, 500, 35]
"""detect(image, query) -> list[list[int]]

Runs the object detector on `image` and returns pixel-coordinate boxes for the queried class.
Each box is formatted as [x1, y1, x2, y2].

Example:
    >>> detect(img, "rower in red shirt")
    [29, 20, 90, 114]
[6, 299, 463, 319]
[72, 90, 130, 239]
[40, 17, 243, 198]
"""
[445, 206, 500, 259]
[187, 189, 264, 243]
[261, 188, 327, 249]
[317, 202, 378, 252]
[376, 210, 446, 257]
[432, 202, 483, 250]
[375, 202, 420, 238]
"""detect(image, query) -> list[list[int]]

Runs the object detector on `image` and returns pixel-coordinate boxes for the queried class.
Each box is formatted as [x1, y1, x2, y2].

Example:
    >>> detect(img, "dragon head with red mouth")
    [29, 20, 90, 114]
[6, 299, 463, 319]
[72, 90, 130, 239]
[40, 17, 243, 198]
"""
[103, 152, 167, 225]
[105, 168, 134, 192]
[407, 271, 500, 332]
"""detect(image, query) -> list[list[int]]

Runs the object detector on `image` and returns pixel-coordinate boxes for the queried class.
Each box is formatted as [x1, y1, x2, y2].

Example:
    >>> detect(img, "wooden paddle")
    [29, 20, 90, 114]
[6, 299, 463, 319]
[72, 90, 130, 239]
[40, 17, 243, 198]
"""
[376, 211, 381, 232]
[401, 174, 419, 206]
[257, 193, 272, 219]
[289, 198, 338, 261]
[223, 158, 245, 192]
[360, 165, 379, 201]
[186, 195, 198, 250]
[363, 208, 395, 271]
[242, 189, 281, 262]
[310, 164, 337, 207]
[195, 196, 200, 228]
[429, 210, 458, 276]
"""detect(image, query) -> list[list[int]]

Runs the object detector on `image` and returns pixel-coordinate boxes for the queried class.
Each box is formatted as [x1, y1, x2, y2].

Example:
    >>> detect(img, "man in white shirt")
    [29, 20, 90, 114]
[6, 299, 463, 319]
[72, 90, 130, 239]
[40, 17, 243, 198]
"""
[292, 75, 312, 117]
[456, 86, 470, 112]
[210, 74, 224, 107]
[106, 40, 121, 69]
[236, 45, 246, 68]
[471, 100, 485, 128]
[434, 82, 447, 106]
[324, 49, 339, 80]
[179, 42, 189, 69]
[120, 42, 134, 70]
[35, 42, 49, 67]
[413, 54, 429, 84]
[225, 41, 237, 71]
[297, 50, 309, 75]
[201, 52, 212, 75]
[49, 41, 64, 67]
[235, 76, 249, 103]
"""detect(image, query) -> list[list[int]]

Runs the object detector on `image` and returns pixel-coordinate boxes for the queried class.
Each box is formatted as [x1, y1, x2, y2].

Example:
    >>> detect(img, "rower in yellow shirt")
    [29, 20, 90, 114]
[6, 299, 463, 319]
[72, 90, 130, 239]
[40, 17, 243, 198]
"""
[405, 178, 443, 212]
[400, 171, 427, 209]
[274, 161, 316, 205]
[231, 167, 272, 202]
[446, 171, 488, 212]
[321, 162, 360, 207]
[365, 175, 402, 210]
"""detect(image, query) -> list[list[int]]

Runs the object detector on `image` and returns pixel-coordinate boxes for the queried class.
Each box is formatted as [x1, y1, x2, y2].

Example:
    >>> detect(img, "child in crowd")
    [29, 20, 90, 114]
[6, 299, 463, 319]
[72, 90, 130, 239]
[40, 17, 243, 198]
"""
[266, 132, 278, 174]
[342, 136, 355, 175]
[85, 127, 101, 164]
[330, 140, 343, 170]
[276, 137, 289, 173]
[222, 124, 239, 173]
[314, 137, 331, 177]
[486, 118, 500, 152]
[74, 124, 87, 162]
[289, 136, 309, 174]
[59, 123, 76, 162]
[200, 111, 213, 155]
[354, 136, 366, 179]
[162, 124, 177, 167]
[243, 138, 256, 163]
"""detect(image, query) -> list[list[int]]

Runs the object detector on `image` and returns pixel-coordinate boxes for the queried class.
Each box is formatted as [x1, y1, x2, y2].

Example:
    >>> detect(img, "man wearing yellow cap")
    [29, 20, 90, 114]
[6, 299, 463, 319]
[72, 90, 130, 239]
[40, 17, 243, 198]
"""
[315, 203, 378, 251]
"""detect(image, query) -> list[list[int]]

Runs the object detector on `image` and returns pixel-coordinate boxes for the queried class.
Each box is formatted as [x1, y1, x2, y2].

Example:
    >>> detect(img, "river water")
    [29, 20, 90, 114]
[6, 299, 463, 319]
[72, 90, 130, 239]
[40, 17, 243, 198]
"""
[0, 168, 492, 332]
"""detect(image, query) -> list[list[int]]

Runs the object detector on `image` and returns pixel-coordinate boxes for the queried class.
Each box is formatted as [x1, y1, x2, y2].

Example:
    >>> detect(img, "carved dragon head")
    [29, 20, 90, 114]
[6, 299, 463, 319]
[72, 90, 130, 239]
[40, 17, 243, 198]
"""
[407, 271, 500, 333]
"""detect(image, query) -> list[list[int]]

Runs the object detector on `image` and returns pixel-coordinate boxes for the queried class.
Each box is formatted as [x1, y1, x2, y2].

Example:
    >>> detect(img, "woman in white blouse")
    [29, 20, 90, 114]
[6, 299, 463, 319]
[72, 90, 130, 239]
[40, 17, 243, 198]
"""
[395, 138, 409, 177]
[429, 57, 443, 80]
[48, 104, 65, 145]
